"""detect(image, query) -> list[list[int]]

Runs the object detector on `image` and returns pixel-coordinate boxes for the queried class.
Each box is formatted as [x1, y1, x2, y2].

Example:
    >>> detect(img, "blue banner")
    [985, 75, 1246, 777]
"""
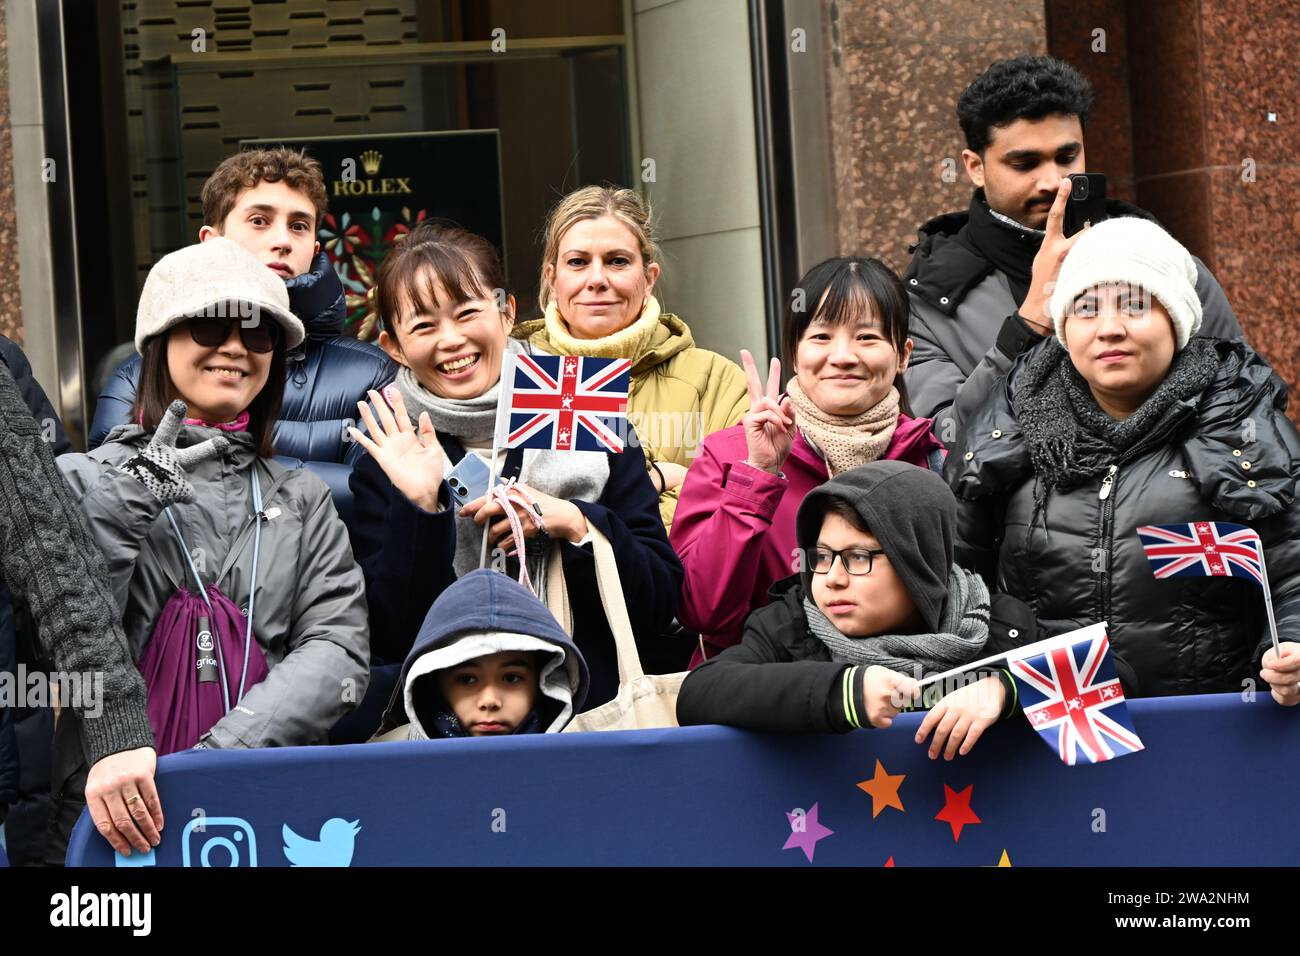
[67, 692, 1298, 867]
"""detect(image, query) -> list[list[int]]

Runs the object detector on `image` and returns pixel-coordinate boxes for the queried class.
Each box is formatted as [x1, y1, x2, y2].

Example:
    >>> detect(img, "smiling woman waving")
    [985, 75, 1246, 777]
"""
[347, 220, 681, 707]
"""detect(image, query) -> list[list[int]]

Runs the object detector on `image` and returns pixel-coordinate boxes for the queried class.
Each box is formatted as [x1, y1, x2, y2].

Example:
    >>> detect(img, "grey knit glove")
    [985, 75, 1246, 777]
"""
[120, 400, 229, 505]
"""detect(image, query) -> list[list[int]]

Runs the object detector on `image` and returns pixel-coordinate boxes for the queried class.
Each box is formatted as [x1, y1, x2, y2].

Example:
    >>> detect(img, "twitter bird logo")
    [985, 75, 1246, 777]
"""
[282, 818, 362, 867]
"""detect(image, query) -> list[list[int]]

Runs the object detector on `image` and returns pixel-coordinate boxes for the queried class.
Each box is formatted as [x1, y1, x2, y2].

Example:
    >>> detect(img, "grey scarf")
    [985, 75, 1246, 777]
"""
[389, 339, 530, 444]
[388, 338, 610, 582]
[803, 566, 990, 676]
[1014, 338, 1218, 501]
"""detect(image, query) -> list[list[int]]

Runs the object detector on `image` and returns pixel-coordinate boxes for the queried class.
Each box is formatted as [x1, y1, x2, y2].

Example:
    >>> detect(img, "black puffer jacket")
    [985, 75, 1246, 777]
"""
[949, 338, 1300, 698]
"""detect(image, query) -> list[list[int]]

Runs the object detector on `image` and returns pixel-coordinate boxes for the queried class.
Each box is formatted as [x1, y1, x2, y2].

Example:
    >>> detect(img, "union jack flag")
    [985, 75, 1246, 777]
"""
[1136, 521, 1265, 587]
[501, 354, 630, 453]
[1007, 623, 1145, 766]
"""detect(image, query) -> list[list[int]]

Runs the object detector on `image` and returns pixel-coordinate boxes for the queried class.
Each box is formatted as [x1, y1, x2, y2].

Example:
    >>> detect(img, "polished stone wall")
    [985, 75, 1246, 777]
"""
[825, 0, 1299, 404]
[821, 0, 1048, 273]
[0, 0, 21, 344]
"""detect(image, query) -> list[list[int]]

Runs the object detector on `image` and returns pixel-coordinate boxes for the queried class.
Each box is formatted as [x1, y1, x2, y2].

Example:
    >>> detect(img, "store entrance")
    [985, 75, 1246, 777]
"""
[64, 0, 632, 438]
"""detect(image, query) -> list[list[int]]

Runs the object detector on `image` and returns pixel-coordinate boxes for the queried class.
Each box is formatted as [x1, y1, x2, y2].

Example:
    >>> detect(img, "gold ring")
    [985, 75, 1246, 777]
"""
[126, 795, 142, 804]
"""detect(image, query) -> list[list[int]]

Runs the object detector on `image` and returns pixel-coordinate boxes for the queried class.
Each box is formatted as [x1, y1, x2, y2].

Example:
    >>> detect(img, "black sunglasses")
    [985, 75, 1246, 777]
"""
[187, 317, 281, 354]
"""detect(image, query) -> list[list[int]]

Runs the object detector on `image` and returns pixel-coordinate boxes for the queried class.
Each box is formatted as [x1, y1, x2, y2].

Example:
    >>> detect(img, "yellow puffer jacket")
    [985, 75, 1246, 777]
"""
[515, 297, 749, 532]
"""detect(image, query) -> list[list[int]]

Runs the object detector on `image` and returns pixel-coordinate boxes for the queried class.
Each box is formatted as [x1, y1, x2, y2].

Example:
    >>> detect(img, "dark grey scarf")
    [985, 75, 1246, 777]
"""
[802, 567, 990, 676]
[1014, 338, 1218, 499]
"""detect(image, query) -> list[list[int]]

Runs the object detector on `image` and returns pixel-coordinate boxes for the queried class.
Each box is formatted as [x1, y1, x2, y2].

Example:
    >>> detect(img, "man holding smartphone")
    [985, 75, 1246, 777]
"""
[904, 55, 1242, 443]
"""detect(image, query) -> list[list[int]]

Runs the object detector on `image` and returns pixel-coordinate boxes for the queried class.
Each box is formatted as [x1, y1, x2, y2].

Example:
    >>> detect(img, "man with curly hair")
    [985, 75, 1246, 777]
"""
[904, 55, 1242, 442]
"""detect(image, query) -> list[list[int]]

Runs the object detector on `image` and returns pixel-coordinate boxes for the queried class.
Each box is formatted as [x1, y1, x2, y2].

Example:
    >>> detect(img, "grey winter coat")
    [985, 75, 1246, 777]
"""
[903, 194, 1243, 446]
[56, 423, 370, 750]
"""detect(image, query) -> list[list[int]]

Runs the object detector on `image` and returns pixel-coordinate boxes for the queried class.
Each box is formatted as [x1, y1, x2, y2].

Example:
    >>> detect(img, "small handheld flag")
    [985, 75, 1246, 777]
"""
[1005, 623, 1145, 766]
[1137, 521, 1280, 656]
[500, 353, 630, 453]
[477, 352, 630, 570]
[1137, 521, 1263, 584]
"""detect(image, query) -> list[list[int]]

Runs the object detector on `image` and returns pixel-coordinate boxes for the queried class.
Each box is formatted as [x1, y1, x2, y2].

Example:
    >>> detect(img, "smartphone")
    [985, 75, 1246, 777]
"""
[445, 454, 492, 506]
[1062, 173, 1108, 237]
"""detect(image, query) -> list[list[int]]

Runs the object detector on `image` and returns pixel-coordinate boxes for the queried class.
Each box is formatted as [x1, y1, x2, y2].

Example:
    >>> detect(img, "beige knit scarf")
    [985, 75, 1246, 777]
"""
[786, 379, 900, 476]
[542, 295, 662, 362]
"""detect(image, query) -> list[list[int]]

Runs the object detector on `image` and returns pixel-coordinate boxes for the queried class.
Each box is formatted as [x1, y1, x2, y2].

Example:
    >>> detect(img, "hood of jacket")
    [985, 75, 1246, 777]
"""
[795, 461, 956, 632]
[906, 189, 1161, 317]
[953, 337, 1296, 521]
[380, 569, 590, 736]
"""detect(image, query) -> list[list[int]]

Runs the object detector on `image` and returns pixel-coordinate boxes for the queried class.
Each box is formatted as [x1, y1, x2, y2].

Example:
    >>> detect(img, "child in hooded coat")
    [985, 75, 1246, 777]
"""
[678, 461, 1045, 759]
[372, 569, 589, 741]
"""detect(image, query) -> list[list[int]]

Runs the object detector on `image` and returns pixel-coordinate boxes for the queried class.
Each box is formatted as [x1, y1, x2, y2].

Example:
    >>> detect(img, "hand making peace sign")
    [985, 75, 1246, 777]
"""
[739, 349, 796, 475]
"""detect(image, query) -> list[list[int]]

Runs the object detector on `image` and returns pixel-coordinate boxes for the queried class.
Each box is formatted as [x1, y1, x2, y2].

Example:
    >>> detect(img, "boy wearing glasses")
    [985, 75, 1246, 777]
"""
[678, 461, 1037, 760]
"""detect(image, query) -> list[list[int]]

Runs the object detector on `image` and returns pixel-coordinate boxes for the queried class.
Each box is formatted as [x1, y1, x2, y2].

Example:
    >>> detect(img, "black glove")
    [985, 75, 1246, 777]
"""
[120, 401, 228, 505]
[284, 251, 346, 337]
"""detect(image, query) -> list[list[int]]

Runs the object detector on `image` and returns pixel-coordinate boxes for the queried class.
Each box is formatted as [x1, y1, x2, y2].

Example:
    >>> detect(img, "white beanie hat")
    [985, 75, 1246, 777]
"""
[1049, 217, 1203, 351]
[135, 237, 305, 352]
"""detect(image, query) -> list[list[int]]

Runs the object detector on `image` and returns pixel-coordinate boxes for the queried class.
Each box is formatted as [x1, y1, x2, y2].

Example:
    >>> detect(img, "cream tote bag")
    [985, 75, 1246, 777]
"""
[547, 525, 685, 732]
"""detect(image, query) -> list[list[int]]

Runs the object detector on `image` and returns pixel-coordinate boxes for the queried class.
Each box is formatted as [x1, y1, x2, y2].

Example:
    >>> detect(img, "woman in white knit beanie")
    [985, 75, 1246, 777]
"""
[1048, 216, 1205, 420]
[950, 216, 1300, 705]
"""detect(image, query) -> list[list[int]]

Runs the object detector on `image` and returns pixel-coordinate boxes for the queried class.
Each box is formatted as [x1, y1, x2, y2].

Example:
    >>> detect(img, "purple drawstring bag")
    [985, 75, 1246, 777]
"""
[137, 472, 274, 756]
[136, 584, 269, 755]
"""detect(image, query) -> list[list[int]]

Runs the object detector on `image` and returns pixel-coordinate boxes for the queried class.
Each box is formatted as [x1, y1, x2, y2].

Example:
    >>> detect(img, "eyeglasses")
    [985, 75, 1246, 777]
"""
[811, 547, 886, 576]
[187, 317, 281, 354]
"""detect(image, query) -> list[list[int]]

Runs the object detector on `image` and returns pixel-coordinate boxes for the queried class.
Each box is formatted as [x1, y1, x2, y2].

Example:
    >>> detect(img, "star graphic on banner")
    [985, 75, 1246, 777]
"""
[884, 855, 895, 867]
[935, 784, 981, 843]
[562, 395, 573, 408]
[783, 802, 833, 863]
[996, 849, 1012, 867]
[558, 429, 570, 444]
[857, 760, 906, 818]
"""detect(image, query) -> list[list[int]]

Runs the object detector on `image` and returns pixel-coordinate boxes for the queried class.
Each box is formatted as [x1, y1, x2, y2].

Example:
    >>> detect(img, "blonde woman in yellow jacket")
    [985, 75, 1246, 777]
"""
[515, 186, 749, 533]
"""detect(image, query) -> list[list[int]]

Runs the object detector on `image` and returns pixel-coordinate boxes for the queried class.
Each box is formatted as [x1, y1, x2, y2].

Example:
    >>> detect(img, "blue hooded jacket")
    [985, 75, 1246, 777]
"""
[374, 570, 590, 739]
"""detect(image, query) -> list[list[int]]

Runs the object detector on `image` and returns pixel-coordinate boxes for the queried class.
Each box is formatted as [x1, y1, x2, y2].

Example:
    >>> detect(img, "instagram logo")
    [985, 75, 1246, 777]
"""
[181, 816, 259, 867]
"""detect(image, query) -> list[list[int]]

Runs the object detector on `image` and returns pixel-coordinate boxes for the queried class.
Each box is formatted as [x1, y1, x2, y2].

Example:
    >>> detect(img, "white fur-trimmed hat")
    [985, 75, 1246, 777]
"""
[135, 237, 304, 352]
[1049, 217, 1203, 351]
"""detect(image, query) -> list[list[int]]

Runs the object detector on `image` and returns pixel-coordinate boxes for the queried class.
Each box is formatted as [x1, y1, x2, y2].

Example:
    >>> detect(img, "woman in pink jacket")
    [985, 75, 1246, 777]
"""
[671, 257, 945, 662]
